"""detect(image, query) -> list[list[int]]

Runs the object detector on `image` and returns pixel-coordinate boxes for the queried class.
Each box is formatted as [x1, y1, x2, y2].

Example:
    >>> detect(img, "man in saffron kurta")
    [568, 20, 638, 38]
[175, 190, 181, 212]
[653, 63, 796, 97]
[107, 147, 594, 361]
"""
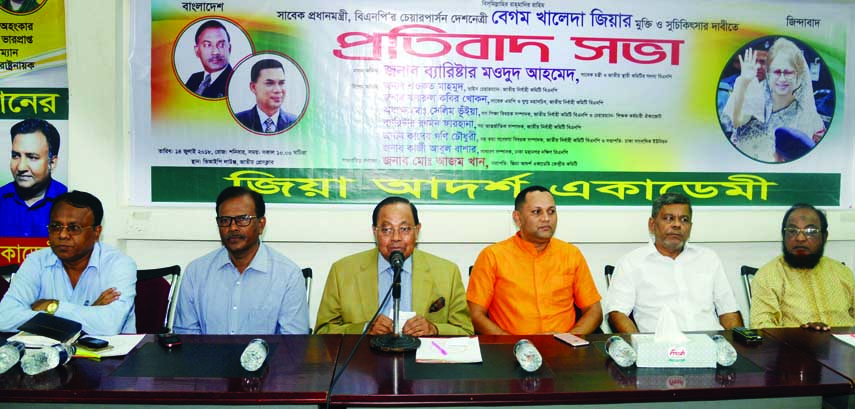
[467, 186, 602, 335]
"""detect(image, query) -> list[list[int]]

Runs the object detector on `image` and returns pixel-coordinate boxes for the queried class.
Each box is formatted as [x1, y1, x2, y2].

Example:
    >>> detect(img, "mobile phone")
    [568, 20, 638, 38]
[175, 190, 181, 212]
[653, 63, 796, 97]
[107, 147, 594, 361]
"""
[78, 336, 109, 350]
[732, 327, 762, 344]
[157, 333, 182, 348]
[554, 333, 590, 347]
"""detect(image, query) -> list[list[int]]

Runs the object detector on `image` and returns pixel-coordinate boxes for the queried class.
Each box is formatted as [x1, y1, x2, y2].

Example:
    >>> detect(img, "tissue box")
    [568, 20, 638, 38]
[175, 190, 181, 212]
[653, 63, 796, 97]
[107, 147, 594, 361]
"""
[631, 334, 717, 368]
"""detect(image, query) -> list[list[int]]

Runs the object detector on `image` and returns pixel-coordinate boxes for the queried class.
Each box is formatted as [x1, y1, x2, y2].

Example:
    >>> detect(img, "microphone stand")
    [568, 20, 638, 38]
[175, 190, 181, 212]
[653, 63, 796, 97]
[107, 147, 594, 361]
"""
[370, 260, 421, 352]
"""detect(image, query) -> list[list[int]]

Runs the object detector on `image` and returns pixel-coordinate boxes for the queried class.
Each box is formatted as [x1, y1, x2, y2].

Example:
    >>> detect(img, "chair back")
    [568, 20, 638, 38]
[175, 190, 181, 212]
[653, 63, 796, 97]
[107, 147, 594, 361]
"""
[0, 264, 20, 302]
[0, 263, 19, 280]
[302, 267, 312, 304]
[741, 265, 759, 308]
[135, 265, 181, 334]
[302, 267, 313, 334]
[0, 274, 9, 302]
[604, 265, 615, 288]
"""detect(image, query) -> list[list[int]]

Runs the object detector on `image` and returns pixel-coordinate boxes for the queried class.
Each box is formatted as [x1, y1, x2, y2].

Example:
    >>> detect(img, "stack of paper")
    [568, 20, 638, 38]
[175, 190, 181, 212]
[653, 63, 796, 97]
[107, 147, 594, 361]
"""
[416, 337, 482, 363]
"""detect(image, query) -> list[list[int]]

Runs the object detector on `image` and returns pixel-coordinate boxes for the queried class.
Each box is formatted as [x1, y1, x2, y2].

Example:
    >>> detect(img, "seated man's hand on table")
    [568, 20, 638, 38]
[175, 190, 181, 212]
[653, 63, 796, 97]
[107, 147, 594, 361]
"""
[800, 321, 831, 331]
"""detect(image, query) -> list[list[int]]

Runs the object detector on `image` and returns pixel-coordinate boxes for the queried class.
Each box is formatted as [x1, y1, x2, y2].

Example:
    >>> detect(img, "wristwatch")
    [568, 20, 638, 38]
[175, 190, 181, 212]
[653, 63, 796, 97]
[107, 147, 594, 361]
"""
[46, 301, 59, 315]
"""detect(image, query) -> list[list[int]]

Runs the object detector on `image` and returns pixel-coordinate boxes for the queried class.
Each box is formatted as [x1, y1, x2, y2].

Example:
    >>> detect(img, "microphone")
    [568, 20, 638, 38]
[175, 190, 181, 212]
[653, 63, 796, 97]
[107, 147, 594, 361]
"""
[389, 250, 404, 302]
[389, 250, 405, 272]
[327, 251, 420, 407]
[370, 250, 421, 352]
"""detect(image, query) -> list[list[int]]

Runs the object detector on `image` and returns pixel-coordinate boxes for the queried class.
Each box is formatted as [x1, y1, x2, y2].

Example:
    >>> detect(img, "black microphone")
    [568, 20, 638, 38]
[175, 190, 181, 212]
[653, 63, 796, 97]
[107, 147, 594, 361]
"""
[389, 250, 405, 300]
[370, 250, 420, 352]
[389, 250, 405, 272]
[327, 250, 420, 408]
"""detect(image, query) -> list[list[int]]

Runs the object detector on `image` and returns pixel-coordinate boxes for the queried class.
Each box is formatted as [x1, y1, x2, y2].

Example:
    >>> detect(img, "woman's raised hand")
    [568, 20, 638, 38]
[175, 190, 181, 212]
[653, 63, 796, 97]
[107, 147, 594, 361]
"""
[738, 48, 759, 81]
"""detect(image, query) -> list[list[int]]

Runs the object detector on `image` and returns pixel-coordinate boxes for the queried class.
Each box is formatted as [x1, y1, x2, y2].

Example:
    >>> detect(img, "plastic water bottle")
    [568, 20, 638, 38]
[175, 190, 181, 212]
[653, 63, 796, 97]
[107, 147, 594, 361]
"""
[240, 338, 269, 372]
[711, 335, 737, 366]
[20, 344, 75, 376]
[513, 339, 542, 372]
[605, 336, 636, 367]
[0, 341, 25, 374]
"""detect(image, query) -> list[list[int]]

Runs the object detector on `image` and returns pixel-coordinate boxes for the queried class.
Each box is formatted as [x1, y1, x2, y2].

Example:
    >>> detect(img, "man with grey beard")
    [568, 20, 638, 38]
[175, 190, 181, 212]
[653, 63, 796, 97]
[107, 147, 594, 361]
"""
[750, 203, 855, 330]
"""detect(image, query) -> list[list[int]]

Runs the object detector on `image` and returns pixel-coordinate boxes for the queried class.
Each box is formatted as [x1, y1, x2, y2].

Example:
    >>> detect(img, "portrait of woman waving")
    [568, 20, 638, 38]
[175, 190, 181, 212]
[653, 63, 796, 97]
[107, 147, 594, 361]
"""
[722, 37, 827, 163]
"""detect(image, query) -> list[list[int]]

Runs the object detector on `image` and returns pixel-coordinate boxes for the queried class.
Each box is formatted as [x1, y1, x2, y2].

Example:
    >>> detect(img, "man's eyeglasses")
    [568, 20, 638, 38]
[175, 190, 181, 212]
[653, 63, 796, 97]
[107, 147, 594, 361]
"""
[47, 223, 94, 235]
[216, 215, 258, 227]
[376, 226, 414, 237]
[198, 41, 229, 50]
[783, 227, 821, 238]
[771, 69, 796, 79]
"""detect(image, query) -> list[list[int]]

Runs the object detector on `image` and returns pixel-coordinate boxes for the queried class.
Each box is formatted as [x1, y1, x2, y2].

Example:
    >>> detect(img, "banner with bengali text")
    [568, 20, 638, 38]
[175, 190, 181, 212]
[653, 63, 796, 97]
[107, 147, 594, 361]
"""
[0, 0, 68, 265]
[132, 0, 851, 207]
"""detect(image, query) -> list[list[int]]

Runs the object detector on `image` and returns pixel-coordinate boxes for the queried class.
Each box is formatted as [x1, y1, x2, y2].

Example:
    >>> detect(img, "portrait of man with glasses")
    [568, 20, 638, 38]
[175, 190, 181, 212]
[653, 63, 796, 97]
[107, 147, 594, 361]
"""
[315, 196, 473, 336]
[173, 186, 309, 335]
[0, 190, 138, 335]
[750, 203, 855, 330]
[184, 19, 234, 99]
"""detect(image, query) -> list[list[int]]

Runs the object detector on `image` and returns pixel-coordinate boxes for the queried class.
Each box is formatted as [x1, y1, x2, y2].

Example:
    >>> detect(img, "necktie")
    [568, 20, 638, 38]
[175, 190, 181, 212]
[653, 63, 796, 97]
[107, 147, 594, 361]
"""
[195, 73, 211, 95]
[264, 118, 275, 133]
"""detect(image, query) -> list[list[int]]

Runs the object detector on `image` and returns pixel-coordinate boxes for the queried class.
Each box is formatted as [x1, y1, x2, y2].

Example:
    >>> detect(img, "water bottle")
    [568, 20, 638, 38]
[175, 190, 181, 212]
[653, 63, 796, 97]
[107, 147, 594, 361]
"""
[605, 336, 636, 367]
[0, 341, 25, 374]
[240, 338, 269, 372]
[711, 335, 737, 367]
[513, 339, 542, 372]
[20, 344, 75, 376]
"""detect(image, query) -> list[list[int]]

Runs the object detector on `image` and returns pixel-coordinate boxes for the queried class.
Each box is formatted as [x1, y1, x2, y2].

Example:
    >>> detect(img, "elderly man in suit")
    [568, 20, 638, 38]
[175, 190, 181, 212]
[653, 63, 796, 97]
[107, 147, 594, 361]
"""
[235, 58, 298, 133]
[315, 196, 473, 336]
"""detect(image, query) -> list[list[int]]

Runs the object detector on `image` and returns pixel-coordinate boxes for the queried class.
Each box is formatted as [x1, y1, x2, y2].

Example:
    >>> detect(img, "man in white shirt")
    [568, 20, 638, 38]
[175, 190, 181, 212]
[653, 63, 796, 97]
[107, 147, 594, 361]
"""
[605, 192, 743, 333]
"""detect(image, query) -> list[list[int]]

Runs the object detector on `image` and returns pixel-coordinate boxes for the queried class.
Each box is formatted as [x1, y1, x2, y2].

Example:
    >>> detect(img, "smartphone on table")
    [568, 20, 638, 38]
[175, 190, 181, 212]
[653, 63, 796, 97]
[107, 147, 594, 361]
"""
[157, 333, 182, 348]
[78, 336, 109, 350]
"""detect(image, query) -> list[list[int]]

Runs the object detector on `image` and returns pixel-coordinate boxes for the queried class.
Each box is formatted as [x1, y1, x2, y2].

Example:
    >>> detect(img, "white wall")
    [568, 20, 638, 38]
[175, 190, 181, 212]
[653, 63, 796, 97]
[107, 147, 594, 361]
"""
[65, 1, 855, 330]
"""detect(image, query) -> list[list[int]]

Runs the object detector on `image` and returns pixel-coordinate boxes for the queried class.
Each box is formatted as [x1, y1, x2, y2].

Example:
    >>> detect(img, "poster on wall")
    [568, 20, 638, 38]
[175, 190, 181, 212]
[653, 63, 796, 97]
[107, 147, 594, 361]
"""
[131, 0, 850, 207]
[0, 0, 69, 267]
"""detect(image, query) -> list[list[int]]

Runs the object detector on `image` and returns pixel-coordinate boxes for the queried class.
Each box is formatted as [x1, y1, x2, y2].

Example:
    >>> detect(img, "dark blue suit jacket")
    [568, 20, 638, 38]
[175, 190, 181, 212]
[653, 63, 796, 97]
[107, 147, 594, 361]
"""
[235, 105, 298, 133]
[185, 64, 232, 98]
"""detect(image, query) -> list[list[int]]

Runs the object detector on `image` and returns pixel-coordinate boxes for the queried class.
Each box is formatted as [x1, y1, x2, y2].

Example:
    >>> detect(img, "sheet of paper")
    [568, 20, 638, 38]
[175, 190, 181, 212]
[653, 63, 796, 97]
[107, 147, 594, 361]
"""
[395, 311, 416, 334]
[832, 333, 855, 348]
[416, 336, 482, 363]
[92, 334, 145, 357]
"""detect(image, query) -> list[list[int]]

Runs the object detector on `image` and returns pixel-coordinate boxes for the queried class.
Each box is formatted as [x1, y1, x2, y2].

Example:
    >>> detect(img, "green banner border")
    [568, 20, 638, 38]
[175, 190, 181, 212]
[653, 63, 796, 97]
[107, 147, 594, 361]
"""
[152, 167, 839, 206]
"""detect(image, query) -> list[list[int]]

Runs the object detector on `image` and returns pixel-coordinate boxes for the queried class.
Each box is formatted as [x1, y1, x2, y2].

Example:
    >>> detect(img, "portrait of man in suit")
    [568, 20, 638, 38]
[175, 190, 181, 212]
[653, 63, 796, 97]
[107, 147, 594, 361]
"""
[234, 58, 299, 134]
[184, 19, 233, 99]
